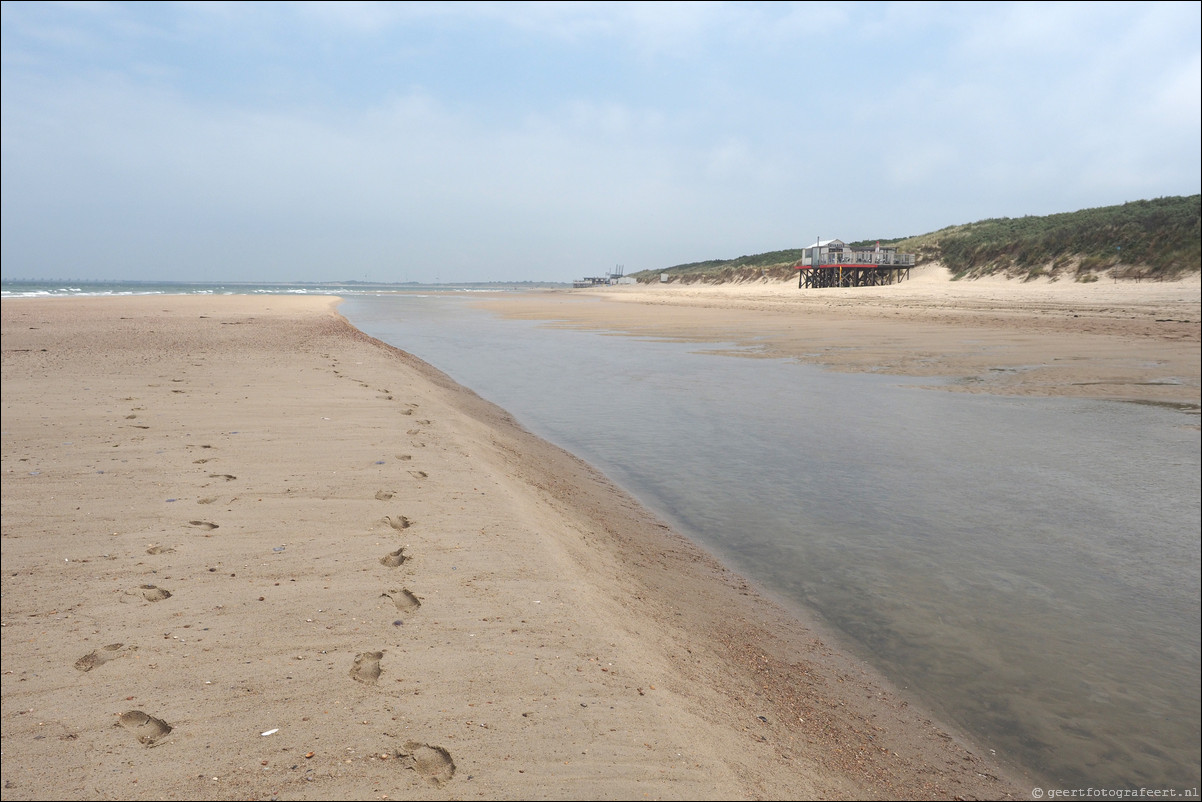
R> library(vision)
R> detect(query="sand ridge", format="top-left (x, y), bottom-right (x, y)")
top-left (2, 295), bottom-right (1026, 799)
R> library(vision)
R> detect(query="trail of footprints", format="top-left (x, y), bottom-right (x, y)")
top-left (70, 391), bottom-right (454, 786)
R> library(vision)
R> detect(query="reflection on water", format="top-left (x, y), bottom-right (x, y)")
top-left (341, 293), bottom-right (1201, 790)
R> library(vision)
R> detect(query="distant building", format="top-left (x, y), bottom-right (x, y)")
top-left (573, 266), bottom-right (635, 288)
top-left (796, 239), bottom-right (915, 288)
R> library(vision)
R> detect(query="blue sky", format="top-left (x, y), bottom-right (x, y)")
top-left (2, 1), bottom-right (1199, 283)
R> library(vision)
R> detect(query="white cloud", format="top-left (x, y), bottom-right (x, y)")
top-left (2, 1), bottom-right (1198, 281)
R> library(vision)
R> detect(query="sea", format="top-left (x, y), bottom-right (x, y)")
top-left (5, 280), bottom-right (1200, 794)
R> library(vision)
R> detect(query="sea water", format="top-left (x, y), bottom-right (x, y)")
top-left (339, 292), bottom-right (1201, 793)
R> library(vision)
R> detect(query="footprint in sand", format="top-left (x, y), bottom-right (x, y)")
top-left (208, 473), bottom-right (236, 481)
top-left (408, 470), bottom-right (428, 480)
top-left (350, 651), bottom-right (383, 685)
top-left (395, 454), bottom-right (413, 461)
top-left (397, 741), bottom-right (455, 786)
top-left (188, 521), bottom-right (218, 530)
top-left (380, 548), bottom-right (408, 568)
top-left (375, 490), bottom-right (395, 501)
top-left (75, 643), bottom-right (137, 672)
top-left (384, 515), bottom-right (411, 531)
top-left (124, 584), bottom-right (172, 603)
top-left (118, 711), bottom-right (172, 746)
top-left (145, 545), bottom-right (175, 555)
top-left (382, 589), bottom-right (421, 611)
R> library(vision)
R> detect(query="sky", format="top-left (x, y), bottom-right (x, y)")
top-left (2, 1), bottom-right (1199, 284)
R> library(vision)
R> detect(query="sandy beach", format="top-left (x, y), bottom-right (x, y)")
top-left (0, 294), bottom-right (1035, 801)
top-left (480, 267), bottom-right (1200, 409)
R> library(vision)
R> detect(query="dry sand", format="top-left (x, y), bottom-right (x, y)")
top-left (0, 294), bottom-right (1031, 801)
top-left (481, 267), bottom-right (1200, 409)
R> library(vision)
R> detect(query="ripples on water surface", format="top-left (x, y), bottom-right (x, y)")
top-left (341, 293), bottom-right (1201, 791)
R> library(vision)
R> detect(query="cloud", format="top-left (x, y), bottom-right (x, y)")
top-left (2, 1), bottom-right (1199, 281)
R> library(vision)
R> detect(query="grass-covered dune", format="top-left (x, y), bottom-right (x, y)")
top-left (631, 195), bottom-right (1200, 284)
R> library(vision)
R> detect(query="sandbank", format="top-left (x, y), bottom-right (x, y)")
top-left (479, 268), bottom-right (1200, 409)
top-left (1, 295), bottom-right (1025, 800)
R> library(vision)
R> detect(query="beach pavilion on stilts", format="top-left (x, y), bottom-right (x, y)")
top-left (795, 238), bottom-right (916, 288)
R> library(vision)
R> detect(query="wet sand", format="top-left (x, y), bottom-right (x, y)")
top-left (479, 268), bottom-right (1200, 409)
top-left (1, 295), bottom-right (1025, 800)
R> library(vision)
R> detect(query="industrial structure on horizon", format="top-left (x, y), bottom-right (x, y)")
top-left (573, 266), bottom-right (636, 288)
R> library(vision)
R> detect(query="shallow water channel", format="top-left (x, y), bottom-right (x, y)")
top-left (341, 292), bottom-right (1201, 792)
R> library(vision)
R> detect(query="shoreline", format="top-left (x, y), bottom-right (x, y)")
top-left (477, 272), bottom-right (1201, 410)
top-left (1, 295), bottom-right (1027, 800)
